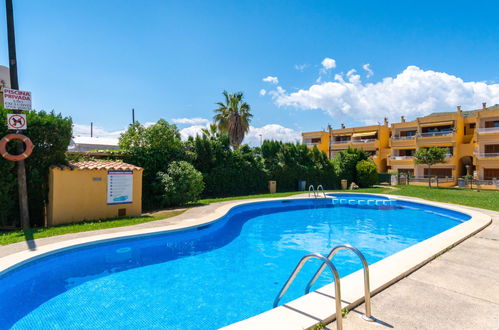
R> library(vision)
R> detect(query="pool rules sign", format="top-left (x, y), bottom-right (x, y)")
top-left (107, 171), bottom-right (133, 205)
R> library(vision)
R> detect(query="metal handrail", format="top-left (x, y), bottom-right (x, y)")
top-left (305, 244), bottom-right (375, 322)
top-left (316, 185), bottom-right (327, 198)
top-left (308, 185), bottom-right (317, 198)
top-left (273, 253), bottom-right (344, 330)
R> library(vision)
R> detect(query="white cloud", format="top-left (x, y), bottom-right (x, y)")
top-left (177, 119), bottom-right (301, 147)
top-left (179, 124), bottom-right (208, 140)
top-left (259, 89), bottom-right (267, 96)
top-left (294, 64), bottom-right (308, 72)
top-left (321, 57), bottom-right (336, 70)
top-left (363, 64), bottom-right (374, 78)
top-left (262, 76), bottom-right (279, 84)
top-left (272, 65), bottom-right (499, 124)
top-left (244, 124), bottom-right (301, 146)
top-left (72, 123), bottom-right (123, 141)
top-left (172, 117), bottom-right (210, 125)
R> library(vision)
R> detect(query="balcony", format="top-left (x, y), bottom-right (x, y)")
top-left (416, 131), bottom-right (455, 146)
top-left (351, 138), bottom-right (376, 143)
top-left (390, 135), bottom-right (417, 148)
top-left (475, 152), bottom-right (499, 159)
top-left (331, 140), bottom-right (350, 144)
top-left (418, 131), bottom-right (454, 137)
top-left (390, 156), bottom-right (414, 160)
top-left (391, 135), bottom-right (416, 140)
top-left (477, 127), bottom-right (499, 134)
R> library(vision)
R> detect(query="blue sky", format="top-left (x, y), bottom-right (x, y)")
top-left (1, 0), bottom-right (499, 144)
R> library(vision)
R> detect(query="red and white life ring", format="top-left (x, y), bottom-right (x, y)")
top-left (0, 134), bottom-right (34, 162)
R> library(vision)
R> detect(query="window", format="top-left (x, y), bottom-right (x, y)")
top-left (484, 145), bottom-right (499, 153)
top-left (484, 169), bottom-right (499, 180)
top-left (485, 121), bottom-right (499, 128)
top-left (311, 138), bottom-right (321, 144)
top-left (424, 168), bottom-right (452, 178)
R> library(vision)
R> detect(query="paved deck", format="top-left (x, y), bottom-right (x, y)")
top-left (327, 206), bottom-right (499, 330)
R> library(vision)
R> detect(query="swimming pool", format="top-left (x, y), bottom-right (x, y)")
top-left (0, 196), bottom-right (475, 329)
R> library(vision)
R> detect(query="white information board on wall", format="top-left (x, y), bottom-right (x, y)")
top-left (107, 171), bottom-right (133, 205)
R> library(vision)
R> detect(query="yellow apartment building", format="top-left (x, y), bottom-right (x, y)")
top-left (303, 103), bottom-right (499, 189)
top-left (301, 130), bottom-right (330, 155)
top-left (302, 119), bottom-right (391, 172)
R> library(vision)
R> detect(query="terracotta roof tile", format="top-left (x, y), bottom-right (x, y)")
top-left (53, 161), bottom-right (142, 171)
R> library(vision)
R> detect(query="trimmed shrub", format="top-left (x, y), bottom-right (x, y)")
top-left (156, 161), bottom-right (204, 206)
top-left (356, 160), bottom-right (378, 188)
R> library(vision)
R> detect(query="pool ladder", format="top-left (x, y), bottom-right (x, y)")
top-left (273, 244), bottom-right (375, 330)
top-left (308, 184), bottom-right (327, 198)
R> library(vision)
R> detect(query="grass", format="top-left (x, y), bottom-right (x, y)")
top-left (0, 209), bottom-right (185, 246)
top-left (380, 185), bottom-right (499, 212)
top-left (1, 184), bottom-right (497, 246)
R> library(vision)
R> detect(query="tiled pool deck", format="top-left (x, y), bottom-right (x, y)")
top-left (0, 194), bottom-right (497, 329)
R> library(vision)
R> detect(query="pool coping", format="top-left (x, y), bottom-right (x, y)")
top-left (0, 193), bottom-right (492, 329)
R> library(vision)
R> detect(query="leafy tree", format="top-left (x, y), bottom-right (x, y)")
top-left (414, 147), bottom-right (447, 188)
top-left (213, 91), bottom-right (252, 149)
top-left (119, 119), bottom-right (188, 210)
top-left (333, 148), bottom-right (369, 185)
top-left (356, 160), bottom-right (378, 187)
top-left (118, 122), bottom-right (146, 149)
top-left (156, 161), bottom-right (204, 206)
top-left (0, 107), bottom-right (72, 227)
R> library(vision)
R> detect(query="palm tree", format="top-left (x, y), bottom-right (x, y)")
top-left (201, 123), bottom-right (219, 138)
top-left (213, 91), bottom-right (252, 149)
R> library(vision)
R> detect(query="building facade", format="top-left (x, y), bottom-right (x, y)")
top-left (302, 103), bottom-right (499, 188)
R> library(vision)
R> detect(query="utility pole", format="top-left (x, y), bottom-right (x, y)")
top-left (132, 108), bottom-right (135, 125)
top-left (6, 0), bottom-right (30, 229)
top-left (90, 122), bottom-right (93, 137)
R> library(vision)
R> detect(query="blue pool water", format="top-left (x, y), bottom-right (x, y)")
top-left (0, 197), bottom-right (470, 329)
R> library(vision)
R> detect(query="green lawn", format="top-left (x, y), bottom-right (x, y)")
top-left (1, 185), bottom-right (497, 246)
top-left (380, 185), bottom-right (499, 212)
top-left (0, 210), bottom-right (185, 246)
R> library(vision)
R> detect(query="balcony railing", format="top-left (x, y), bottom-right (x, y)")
top-left (418, 131), bottom-right (454, 137)
top-left (409, 176), bottom-right (455, 183)
top-left (331, 140), bottom-right (350, 144)
top-left (390, 156), bottom-right (414, 160)
top-left (475, 152), bottom-right (499, 158)
top-left (391, 135), bottom-right (416, 140)
top-left (477, 127), bottom-right (499, 134)
top-left (305, 142), bottom-right (319, 147)
top-left (351, 138), bottom-right (376, 143)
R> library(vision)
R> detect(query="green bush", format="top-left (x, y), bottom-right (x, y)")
top-left (119, 120), bottom-right (189, 210)
top-left (333, 148), bottom-right (369, 185)
top-left (356, 160), bottom-right (378, 188)
top-left (156, 161), bottom-right (204, 206)
top-left (0, 108), bottom-right (72, 227)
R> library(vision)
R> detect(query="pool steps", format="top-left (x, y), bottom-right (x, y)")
top-left (331, 198), bottom-right (396, 206)
top-left (274, 244), bottom-right (375, 330)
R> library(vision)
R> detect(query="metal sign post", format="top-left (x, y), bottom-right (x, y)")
top-left (5, 0), bottom-right (30, 230)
